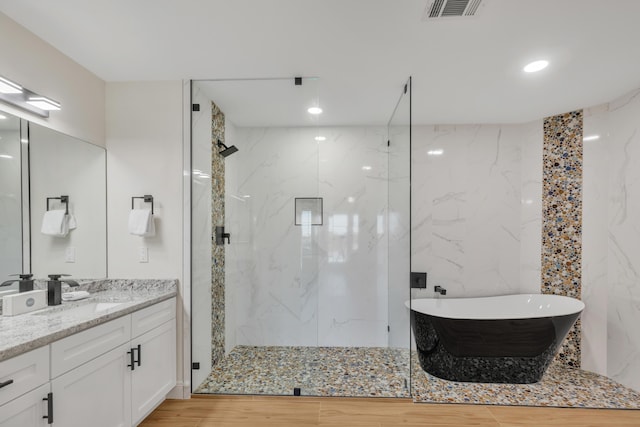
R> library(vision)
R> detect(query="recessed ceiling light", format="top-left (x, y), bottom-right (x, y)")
top-left (583, 135), bottom-right (600, 141)
top-left (314, 136), bottom-right (326, 142)
top-left (523, 60), bottom-right (549, 73)
top-left (0, 114), bottom-right (6, 120)
top-left (27, 96), bottom-right (61, 111)
top-left (0, 154), bottom-right (14, 159)
top-left (0, 77), bottom-right (22, 94)
top-left (362, 166), bottom-right (372, 171)
top-left (427, 149), bottom-right (444, 156)
top-left (307, 107), bottom-right (322, 115)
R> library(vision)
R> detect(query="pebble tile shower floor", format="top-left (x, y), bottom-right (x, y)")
top-left (194, 346), bottom-right (640, 409)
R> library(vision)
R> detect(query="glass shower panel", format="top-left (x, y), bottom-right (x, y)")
top-left (387, 77), bottom-right (412, 393)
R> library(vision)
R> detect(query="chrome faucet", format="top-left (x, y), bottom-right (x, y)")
top-left (47, 274), bottom-right (79, 306)
top-left (434, 285), bottom-right (447, 296)
top-left (0, 274), bottom-right (34, 293)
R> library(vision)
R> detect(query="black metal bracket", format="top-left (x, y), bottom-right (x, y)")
top-left (132, 195), bottom-right (154, 214)
top-left (294, 77), bottom-right (302, 86)
top-left (46, 195), bottom-right (69, 214)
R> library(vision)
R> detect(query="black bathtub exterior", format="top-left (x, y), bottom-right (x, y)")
top-left (410, 310), bottom-right (581, 383)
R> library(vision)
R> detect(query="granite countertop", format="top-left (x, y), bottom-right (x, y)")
top-left (0, 279), bottom-right (177, 362)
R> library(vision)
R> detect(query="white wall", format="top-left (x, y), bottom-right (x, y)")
top-left (0, 12), bottom-right (105, 147)
top-left (105, 80), bottom-right (185, 393)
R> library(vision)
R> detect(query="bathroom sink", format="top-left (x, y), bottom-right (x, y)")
top-left (33, 301), bottom-right (124, 317)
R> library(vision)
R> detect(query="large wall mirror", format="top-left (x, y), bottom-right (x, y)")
top-left (0, 109), bottom-right (107, 288)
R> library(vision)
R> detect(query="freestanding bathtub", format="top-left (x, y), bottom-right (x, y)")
top-left (406, 294), bottom-right (585, 384)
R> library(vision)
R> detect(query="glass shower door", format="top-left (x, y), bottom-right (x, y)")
top-left (387, 77), bottom-right (412, 394)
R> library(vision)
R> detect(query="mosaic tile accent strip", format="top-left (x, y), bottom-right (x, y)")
top-left (542, 110), bottom-right (583, 368)
top-left (211, 102), bottom-right (225, 368)
top-left (194, 346), bottom-right (410, 397)
top-left (411, 353), bottom-right (640, 409)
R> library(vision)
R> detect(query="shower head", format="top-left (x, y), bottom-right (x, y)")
top-left (217, 140), bottom-right (239, 158)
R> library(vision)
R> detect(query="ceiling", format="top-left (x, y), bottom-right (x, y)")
top-left (1, 0), bottom-right (640, 126)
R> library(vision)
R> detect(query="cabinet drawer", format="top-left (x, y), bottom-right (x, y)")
top-left (51, 315), bottom-right (131, 378)
top-left (131, 298), bottom-right (176, 339)
top-left (0, 346), bottom-right (49, 406)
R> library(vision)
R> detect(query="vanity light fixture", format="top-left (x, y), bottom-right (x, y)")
top-left (523, 60), bottom-right (549, 73)
top-left (307, 107), bottom-right (323, 115)
top-left (314, 136), bottom-right (326, 141)
top-left (362, 165), bottom-right (372, 171)
top-left (0, 154), bottom-right (13, 159)
top-left (427, 149), bottom-right (444, 156)
top-left (583, 135), bottom-right (600, 141)
top-left (27, 96), bottom-right (61, 111)
top-left (0, 74), bottom-right (61, 117)
top-left (0, 77), bottom-right (22, 94)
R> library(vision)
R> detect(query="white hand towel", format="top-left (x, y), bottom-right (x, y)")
top-left (41, 210), bottom-right (69, 237)
top-left (128, 208), bottom-right (155, 237)
top-left (61, 291), bottom-right (90, 301)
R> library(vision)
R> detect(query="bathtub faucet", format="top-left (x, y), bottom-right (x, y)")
top-left (434, 286), bottom-right (447, 295)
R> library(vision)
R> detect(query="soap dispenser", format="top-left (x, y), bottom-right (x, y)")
top-left (0, 274), bottom-right (35, 293)
top-left (47, 274), bottom-right (79, 306)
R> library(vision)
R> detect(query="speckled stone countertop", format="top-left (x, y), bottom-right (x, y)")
top-left (0, 279), bottom-right (177, 362)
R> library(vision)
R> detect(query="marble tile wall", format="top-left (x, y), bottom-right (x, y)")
top-left (581, 104), bottom-right (609, 376)
top-left (225, 127), bottom-right (391, 348)
top-left (411, 123), bottom-right (542, 298)
top-left (542, 111), bottom-right (583, 368)
top-left (605, 89), bottom-right (640, 391)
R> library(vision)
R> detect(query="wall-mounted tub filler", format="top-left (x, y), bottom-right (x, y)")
top-left (434, 285), bottom-right (446, 295)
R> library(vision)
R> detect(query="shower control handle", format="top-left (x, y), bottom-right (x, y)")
top-left (216, 226), bottom-right (231, 245)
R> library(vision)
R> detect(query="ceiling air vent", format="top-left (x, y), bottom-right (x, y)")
top-left (423, 0), bottom-right (485, 19)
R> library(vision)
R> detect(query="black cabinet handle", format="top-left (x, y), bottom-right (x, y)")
top-left (0, 379), bottom-right (13, 389)
top-left (127, 348), bottom-right (135, 371)
top-left (136, 344), bottom-right (142, 367)
top-left (42, 392), bottom-right (53, 424)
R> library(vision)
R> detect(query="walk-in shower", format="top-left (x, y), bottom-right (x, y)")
top-left (190, 76), bottom-right (412, 397)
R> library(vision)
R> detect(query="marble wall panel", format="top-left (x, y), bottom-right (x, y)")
top-left (411, 124), bottom-right (536, 298)
top-left (607, 89), bottom-right (640, 391)
top-left (581, 104), bottom-right (609, 376)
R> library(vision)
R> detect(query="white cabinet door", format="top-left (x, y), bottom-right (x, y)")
top-left (131, 320), bottom-right (176, 425)
top-left (52, 343), bottom-right (131, 427)
top-left (0, 384), bottom-right (50, 427)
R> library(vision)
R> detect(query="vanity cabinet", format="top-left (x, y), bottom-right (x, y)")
top-left (52, 343), bottom-right (132, 427)
top-left (0, 384), bottom-right (50, 426)
top-left (0, 297), bottom-right (176, 427)
top-left (0, 346), bottom-right (50, 426)
top-left (130, 300), bottom-right (176, 425)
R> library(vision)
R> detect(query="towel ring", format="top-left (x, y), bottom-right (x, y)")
top-left (131, 195), bottom-right (154, 214)
top-left (46, 195), bottom-right (69, 215)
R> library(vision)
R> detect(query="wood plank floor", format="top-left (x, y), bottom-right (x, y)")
top-left (140, 395), bottom-right (640, 426)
